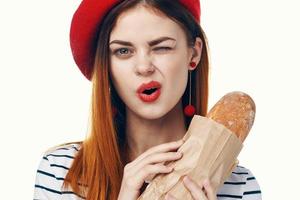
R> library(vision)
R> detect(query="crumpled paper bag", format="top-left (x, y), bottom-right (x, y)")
top-left (138, 115), bottom-right (243, 200)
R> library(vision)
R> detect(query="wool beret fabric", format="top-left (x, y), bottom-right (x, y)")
top-left (70, 0), bottom-right (201, 81)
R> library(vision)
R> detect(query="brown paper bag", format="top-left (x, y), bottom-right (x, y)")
top-left (138, 115), bottom-right (243, 200)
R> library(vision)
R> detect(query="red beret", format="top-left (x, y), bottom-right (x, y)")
top-left (70, 0), bottom-right (201, 81)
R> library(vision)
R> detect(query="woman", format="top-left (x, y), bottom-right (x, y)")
top-left (33, 0), bottom-right (262, 199)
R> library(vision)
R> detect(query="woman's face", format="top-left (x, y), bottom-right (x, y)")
top-left (109, 6), bottom-right (202, 120)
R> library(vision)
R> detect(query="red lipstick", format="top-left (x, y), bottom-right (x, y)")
top-left (137, 81), bottom-right (162, 102)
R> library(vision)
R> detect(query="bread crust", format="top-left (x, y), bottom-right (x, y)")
top-left (206, 91), bottom-right (256, 142)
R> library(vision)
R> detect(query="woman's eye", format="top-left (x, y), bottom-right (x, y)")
top-left (155, 47), bottom-right (172, 51)
top-left (113, 48), bottom-right (131, 56)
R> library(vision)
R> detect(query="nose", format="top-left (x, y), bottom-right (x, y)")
top-left (134, 53), bottom-right (155, 76)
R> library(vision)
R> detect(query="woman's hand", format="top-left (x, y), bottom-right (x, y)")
top-left (117, 139), bottom-right (184, 200)
top-left (165, 176), bottom-right (217, 200)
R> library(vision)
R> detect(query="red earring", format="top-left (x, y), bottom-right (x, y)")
top-left (190, 61), bottom-right (196, 68)
top-left (184, 61), bottom-right (197, 117)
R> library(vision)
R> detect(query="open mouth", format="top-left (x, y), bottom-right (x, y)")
top-left (142, 88), bottom-right (158, 95)
top-left (138, 87), bottom-right (161, 102)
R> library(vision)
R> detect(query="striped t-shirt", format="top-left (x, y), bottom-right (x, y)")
top-left (33, 143), bottom-right (262, 199)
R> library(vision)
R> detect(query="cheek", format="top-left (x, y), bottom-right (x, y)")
top-left (110, 59), bottom-right (129, 84)
top-left (109, 61), bottom-right (133, 99)
top-left (163, 60), bottom-right (188, 97)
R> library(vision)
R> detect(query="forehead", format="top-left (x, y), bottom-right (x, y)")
top-left (110, 6), bottom-right (186, 42)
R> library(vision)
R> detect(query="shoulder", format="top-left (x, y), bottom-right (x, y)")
top-left (216, 165), bottom-right (262, 200)
top-left (33, 142), bottom-right (84, 199)
top-left (43, 142), bottom-right (82, 170)
top-left (43, 142), bottom-right (82, 172)
top-left (44, 142), bottom-right (82, 154)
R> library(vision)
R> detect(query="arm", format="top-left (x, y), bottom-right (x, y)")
top-left (33, 154), bottom-right (63, 199)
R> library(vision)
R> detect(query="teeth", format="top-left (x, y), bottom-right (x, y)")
top-left (144, 87), bottom-right (156, 91)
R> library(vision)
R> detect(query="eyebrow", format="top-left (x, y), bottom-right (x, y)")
top-left (109, 36), bottom-right (176, 47)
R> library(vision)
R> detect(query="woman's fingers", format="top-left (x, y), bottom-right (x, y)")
top-left (165, 193), bottom-right (177, 200)
top-left (120, 140), bottom-right (185, 194)
top-left (142, 164), bottom-right (166, 183)
top-left (203, 179), bottom-right (217, 200)
top-left (124, 163), bottom-right (172, 190)
top-left (126, 140), bottom-right (184, 177)
top-left (183, 176), bottom-right (208, 200)
top-left (165, 177), bottom-right (217, 200)
top-left (119, 140), bottom-right (185, 199)
top-left (135, 163), bottom-right (174, 185)
top-left (135, 151), bottom-right (182, 171)
top-left (126, 151), bottom-right (183, 178)
top-left (131, 139), bottom-right (184, 165)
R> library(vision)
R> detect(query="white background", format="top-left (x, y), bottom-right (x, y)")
top-left (0, 0), bottom-right (299, 199)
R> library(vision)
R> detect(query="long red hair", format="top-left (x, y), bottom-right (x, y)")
top-left (62, 0), bottom-right (210, 199)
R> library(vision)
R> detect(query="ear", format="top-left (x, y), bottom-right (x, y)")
top-left (188, 37), bottom-right (203, 70)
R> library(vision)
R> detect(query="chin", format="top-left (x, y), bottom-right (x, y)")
top-left (137, 106), bottom-right (177, 121)
top-left (127, 98), bottom-right (180, 120)
top-left (137, 111), bottom-right (166, 120)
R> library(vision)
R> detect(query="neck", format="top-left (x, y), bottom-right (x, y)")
top-left (124, 100), bottom-right (187, 163)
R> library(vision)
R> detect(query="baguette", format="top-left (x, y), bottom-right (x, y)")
top-left (138, 91), bottom-right (256, 199)
top-left (206, 91), bottom-right (256, 142)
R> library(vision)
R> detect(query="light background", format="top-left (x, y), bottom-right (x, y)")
top-left (0, 0), bottom-right (299, 199)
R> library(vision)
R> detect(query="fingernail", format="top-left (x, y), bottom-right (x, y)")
top-left (176, 152), bottom-right (182, 156)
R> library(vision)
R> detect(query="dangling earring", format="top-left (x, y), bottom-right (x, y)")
top-left (184, 61), bottom-right (197, 117)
